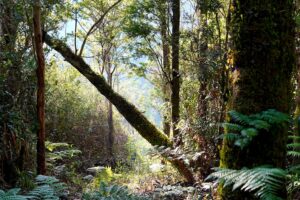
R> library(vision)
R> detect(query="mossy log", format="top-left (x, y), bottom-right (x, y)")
top-left (43, 32), bottom-right (195, 183)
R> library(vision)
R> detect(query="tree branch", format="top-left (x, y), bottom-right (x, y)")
top-left (78, 0), bottom-right (122, 56)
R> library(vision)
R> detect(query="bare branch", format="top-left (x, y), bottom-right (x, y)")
top-left (78, 0), bottom-right (122, 56)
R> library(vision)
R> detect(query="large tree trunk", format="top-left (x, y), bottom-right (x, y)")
top-left (219, 0), bottom-right (295, 199)
top-left (33, 0), bottom-right (46, 175)
top-left (171, 0), bottom-right (180, 137)
top-left (43, 32), bottom-right (195, 183)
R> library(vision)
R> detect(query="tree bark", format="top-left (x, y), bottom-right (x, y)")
top-left (159, 0), bottom-right (171, 136)
top-left (33, 0), bottom-right (46, 175)
top-left (106, 56), bottom-right (115, 167)
top-left (219, 0), bottom-right (295, 199)
top-left (171, 0), bottom-right (180, 137)
top-left (43, 32), bottom-right (195, 183)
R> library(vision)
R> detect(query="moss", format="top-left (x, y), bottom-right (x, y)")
top-left (219, 0), bottom-right (295, 199)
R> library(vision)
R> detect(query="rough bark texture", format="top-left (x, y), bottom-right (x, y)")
top-left (159, 0), bottom-right (171, 136)
top-left (43, 32), bottom-right (196, 183)
top-left (171, 0), bottom-right (180, 136)
top-left (219, 0), bottom-right (295, 199)
top-left (33, 0), bottom-right (46, 175)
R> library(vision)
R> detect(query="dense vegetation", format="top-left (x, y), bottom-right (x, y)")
top-left (1, 0), bottom-right (300, 199)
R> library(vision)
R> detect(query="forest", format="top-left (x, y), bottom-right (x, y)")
top-left (0, 0), bottom-right (299, 199)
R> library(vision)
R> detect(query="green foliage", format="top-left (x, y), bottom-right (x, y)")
top-left (0, 176), bottom-right (66, 200)
top-left (221, 109), bottom-right (290, 149)
top-left (207, 166), bottom-right (286, 200)
top-left (0, 188), bottom-right (28, 200)
top-left (26, 175), bottom-right (66, 200)
top-left (83, 181), bottom-right (149, 200)
top-left (16, 172), bottom-right (35, 192)
top-left (286, 136), bottom-right (300, 196)
top-left (46, 141), bottom-right (81, 163)
top-left (198, 0), bottom-right (222, 13)
top-left (210, 111), bottom-right (300, 199)
top-left (94, 167), bottom-right (114, 186)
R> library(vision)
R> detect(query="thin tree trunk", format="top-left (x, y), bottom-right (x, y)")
top-left (159, 0), bottom-right (171, 136)
top-left (33, 0), bottom-right (46, 175)
top-left (107, 56), bottom-right (115, 167)
top-left (171, 0), bottom-right (180, 137)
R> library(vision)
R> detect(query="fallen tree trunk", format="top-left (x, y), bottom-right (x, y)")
top-left (43, 32), bottom-right (195, 183)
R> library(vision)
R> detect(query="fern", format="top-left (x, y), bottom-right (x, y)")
top-left (207, 166), bottom-right (286, 200)
top-left (228, 110), bottom-right (252, 126)
top-left (27, 185), bottom-right (58, 200)
top-left (83, 181), bottom-right (149, 200)
top-left (0, 176), bottom-right (66, 200)
top-left (221, 110), bottom-right (290, 149)
top-left (222, 123), bottom-right (244, 132)
top-left (34, 175), bottom-right (66, 197)
top-left (0, 188), bottom-right (28, 200)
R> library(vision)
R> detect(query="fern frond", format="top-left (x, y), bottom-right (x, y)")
top-left (287, 151), bottom-right (300, 157)
top-left (288, 135), bottom-right (300, 140)
top-left (287, 164), bottom-right (300, 174)
top-left (27, 185), bottom-right (58, 200)
top-left (83, 181), bottom-right (149, 200)
top-left (241, 128), bottom-right (258, 138)
top-left (222, 123), bottom-right (244, 132)
top-left (218, 133), bottom-right (240, 141)
top-left (0, 188), bottom-right (28, 200)
top-left (248, 120), bottom-right (271, 130)
top-left (287, 143), bottom-right (300, 149)
top-left (228, 111), bottom-right (252, 126)
top-left (207, 167), bottom-right (286, 200)
top-left (256, 109), bottom-right (290, 125)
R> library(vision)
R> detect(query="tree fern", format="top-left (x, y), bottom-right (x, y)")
top-left (207, 167), bottom-right (286, 200)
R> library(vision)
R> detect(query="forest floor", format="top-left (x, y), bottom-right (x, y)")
top-left (63, 165), bottom-right (217, 200)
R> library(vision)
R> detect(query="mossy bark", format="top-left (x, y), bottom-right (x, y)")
top-left (219, 0), bottom-right (295, 199)
top-left (43, 32), bottom-right (195, 183)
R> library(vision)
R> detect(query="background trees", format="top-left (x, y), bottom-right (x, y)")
top-left (0, 0), bottom-right (299, 199)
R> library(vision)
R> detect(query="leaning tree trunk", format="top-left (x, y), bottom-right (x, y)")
top-left (33, 0), bottom-right (46, 175)
top-left (219, 0), bottom-right (295, 199)
top-left (43, 32), bottom-right (195, 183)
